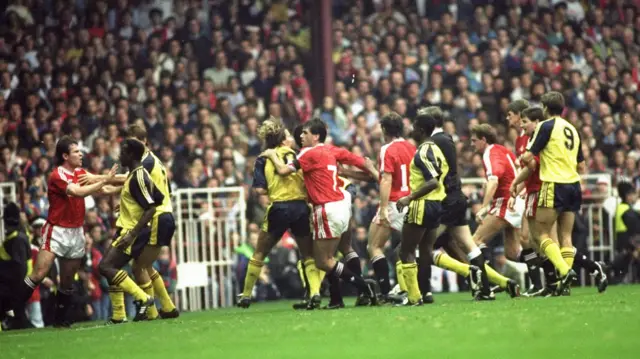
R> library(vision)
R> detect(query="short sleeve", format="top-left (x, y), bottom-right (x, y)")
top-left (141, 152), bottom-right (155, 172)
top-left (129, 170), bottom-right (164, 210)
top-left (527, 120), bottom-right (554, 155)
top-left (49, 170), bottom-right (70, 195)
top-left (414, 145), bottom-right (441, 181)
top-left (252, 157), bottom-right (267, 189)
top-left (380, 146), bottom-right (395, 174)
top-left (482, 149), bottom-right (501, 180)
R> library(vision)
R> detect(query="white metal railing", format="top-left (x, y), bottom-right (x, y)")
top-left (0, 182), bottom-right (18, 244)
top-left (461, 174), bottom-right (615, 286)
top-left (171, 187), bottom-right (246, 312)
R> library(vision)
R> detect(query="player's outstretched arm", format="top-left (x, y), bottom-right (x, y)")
top-left (98, 185), bottom-right (123, 195)
top-left (262, 149), bottom-right (295, 176)
top-left (338, 167), bottom-right (375, 182)
top-left (68, 165), bottom-right (117, 197)
top-left (79, 172), bottom-right (127, 185)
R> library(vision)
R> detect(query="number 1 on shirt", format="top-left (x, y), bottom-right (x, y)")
top-left (327, 165), bottom-right (337, 191)
top-left (400, 164), bottom-right (409, 191)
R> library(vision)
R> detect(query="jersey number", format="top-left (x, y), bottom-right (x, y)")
top-left (400, 164), bottom-right (409, 191)
top-left (563, 127), bottom-right (574, 150)
top-left (327, 165), bottom-right (338, 191)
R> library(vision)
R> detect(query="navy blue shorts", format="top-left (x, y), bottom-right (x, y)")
top-left (261, 200), bottom-right (311, 239)
top-left (538, 182), bottom-right (581, 213)
top-left (440, 191), bottom-right (469, 227)
top-left (150, 212), bottom-right (176, 247)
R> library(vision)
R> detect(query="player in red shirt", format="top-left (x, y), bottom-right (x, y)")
top-left (470, 125), bottom-right (524, 293)
top-left (263, 119), bottom-right (378, 308)
top-left (19, 136), bottom-right (116, 327)
top-left (506, 99), bottom-right (546, 294)
top-left (510, 107), bottom-right (608, 295)
top-left (366, 112), bottom-right (415, 300)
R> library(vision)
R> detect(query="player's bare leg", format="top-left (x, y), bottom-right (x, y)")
top-left (368, 221), bottom-right (393, 300)
top-left (20, 250), bottom-right (56, 302)
top-left (313, 238), bottom-right (375, 309)
top-left (535, 207), bottom-right (576, 294)
top-left (99, 247), bottom-right (154, 322)
top-left (472, 216), bottom-right (521, 297)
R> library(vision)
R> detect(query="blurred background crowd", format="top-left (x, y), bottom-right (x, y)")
top-left (1, 0), bottom-right (640, 325)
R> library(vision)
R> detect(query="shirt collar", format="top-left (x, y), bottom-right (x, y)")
top-left (432, 127), bottom-right (444, 135)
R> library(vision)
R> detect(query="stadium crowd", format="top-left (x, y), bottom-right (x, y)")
top-left (2, 0), bottom-right (640, 325)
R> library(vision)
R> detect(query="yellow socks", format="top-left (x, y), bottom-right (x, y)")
top-left (401, 263), bottom-right (421, 303)
top-left (396, 260), bottom-right (407, 291)
top-left (140, 281), bottom-right (158, 319)
top-left (484, 263), bottom-right (509, 288)
top-left (150, 270), bottom-right (176, 312)
top-left (540, 238), bottom-right (570, 276)
top-left (561, 247), bottom-right (575, 268)
top-left (113, 270), bottom-right (148, 302)
top-left (108, 286), bottom-right (126, 321)
top-left (242, 258), bottom-right (264, 298)
top-left (297, 260), bottom-right (307, 289)
top-left (317, 269), bottom-right (326, 285)
top-left (434, 252), bottom-right (470, 277)
top-left (303, 259), bottom-right (321, 296)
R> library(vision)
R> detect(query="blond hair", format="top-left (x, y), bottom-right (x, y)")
top-left (258, 118), bottom-right (286, 149)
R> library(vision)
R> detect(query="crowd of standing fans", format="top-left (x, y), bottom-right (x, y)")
top-left (2, 0), bottom-right (640, 323)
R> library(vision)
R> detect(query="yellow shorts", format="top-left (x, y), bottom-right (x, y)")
top-left (404, 200), bottom-right (443, 230)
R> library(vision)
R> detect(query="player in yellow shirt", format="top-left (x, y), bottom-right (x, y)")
top-left (393, 112), bottom-right (449, 306)
top-left (82, 125), bottom-right (179, 322)
top-left (513, 91), bottom-right (581, 294)
top-left (97, 139), bottom-right (160, 322)
top-left (238, 119), bottom-right (315, 308)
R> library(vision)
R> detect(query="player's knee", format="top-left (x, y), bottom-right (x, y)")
top-left (98, 260), bottom-right (114, 280)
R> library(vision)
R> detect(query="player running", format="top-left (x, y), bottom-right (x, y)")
top-left (510, 95), bottom-right (607, 293)
top-left (81, 125), bottom-right (180, 321)
top-left (238, 120), bottom-right (317, 309)
top-left (367, 112), bottom-right (416, 302)
top-left (19, 136), bottom-right (117, 327)
top-left (98, 139), bottom-right (163, 322)
top-left (469, 124), bottom-right (524, 297)
top-left (263, 119), bottom-right (378, 308)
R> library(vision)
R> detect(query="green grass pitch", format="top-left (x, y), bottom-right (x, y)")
top-left (3, 286), bottom-right (639, 359)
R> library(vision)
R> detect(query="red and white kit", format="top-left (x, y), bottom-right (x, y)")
top-left (372, 139), bottom-right (415, 232)
top-left (41, 166), bottom-right (87, 259)
top-left (482, 144), bottom-right (524, 228)
top-left (290, 144), bottom-right (366, 240)
top-left (515, 131), bottom-right (542, 218)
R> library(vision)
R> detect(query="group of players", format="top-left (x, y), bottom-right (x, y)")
top-left (4, 125), bottom-right (180, 328)
top-left (241, 90), bottom-right (608, 309)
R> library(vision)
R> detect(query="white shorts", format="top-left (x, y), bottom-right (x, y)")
top-left (373, 202), bottom-right (405, 232)
top-left (488, 197), bottom-right (524, 229)
top-left (525, 192), bottom-right (539, 218)
top-left (41, 222), bottom-right (85, 259)
top-left (311, 193), bottom-right (351, 240)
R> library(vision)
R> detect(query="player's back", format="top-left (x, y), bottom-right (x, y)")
top-left (379, 139), bottom-right (415, 201)
top-left (264, 146), bottom-right (306, 202)
top-left (482, 144), bottom-right (517, 198)
top-left (409, 140), bottom-right (448, 201)
top-left (431, 131), bottom-right (462, 194)
top-left (527, 116), bottom-right (582, 184)
top-left (141, 150), bottom-right (173, 214)
top-left (297, 145), bottom-right (344, 205)
top-left (47, 167), bottom-right (86, 228)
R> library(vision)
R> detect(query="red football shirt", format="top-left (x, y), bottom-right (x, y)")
top-left (378, 139), bottom-right (415, 202)
top-left (482, 144), bottom-right (518, 199)
top-left (47, 166), bottom-right (87, 228)
top-left (291, 144), bottom-right (366, 205)
top-left (515, 132), bottom-right (541, 193)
